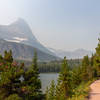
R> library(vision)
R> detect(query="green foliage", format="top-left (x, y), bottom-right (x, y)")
top-left (22, 50), bottom-right (43, 100)
top-left (56, 57), bottom-right (70, 99)
top-left (0, 50), bottom-right (43, 100)
top-left (94, 38), bottom-right (100, 76)
top-left (82, 55), bottom-right (89, 67)
top-left (0, 51), bottom-right (24, 100)
top-left (16, 59), bottom-right (81, 73)
top-left (4, 50), bottom-right (13, 63)
top-left (46, 54), bottom-right (95, 100)
top-left (69, 79), bottom-right (96, 100)
top-left (81, 55), bottom-right (93, 82)
top-left (5, 94), bottom-right (23, 100)
top-left (71, 66), bottom-right (82, 89)
top-left (45, 80), bottom-right (56, 100)
top-left (45, 57), bottom-right (71, 100)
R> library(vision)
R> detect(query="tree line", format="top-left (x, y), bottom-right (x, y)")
top-left (17, 59), bottom-right (81, 73)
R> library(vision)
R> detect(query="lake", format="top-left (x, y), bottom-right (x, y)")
top-left (40, 73), bottom-right (59, 93)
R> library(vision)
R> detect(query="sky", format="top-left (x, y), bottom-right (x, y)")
top-left (0, 0), bottom-right (100, 51)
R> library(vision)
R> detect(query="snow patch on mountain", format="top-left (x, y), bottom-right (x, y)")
top-left (5, 39), bottom-right (21, 43)
top-left (5, 37), bottom-right (28, 43)
top-left (13, 37), bottom-right (28, 41)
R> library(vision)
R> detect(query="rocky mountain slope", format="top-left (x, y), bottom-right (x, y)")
top-left (0, 39), bottom-right (59, 61)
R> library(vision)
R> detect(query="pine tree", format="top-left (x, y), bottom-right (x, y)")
top-left (90, 53), bottom-right (95, 66)
top-left (94, 38), bottom-right (100, 76)
top-left (56, 57), bottom-right (70, 100)
top-left (23, 50), bottom-right (43, 100)
top-left (90, 54), bottom-right (97, 77)
top-left (81, 55), bottom-right (90, 81)
top-left (82, 55), bottom-right (90, 67)
top-left (45, 80), bottom-right (55, 100)
top-left (0, 51), bottom-right (24, 100)
top-left (81, 55), bottom-right (93, 81)
top-left (45, 87), bottom-right (49, 100)
top-left (71, 66), bottom-right (82, 88)
top-left (32, 50), bottom-right (39, 75)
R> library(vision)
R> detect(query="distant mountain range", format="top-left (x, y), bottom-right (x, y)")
top-left (48, 48), bottom-right (93, 59)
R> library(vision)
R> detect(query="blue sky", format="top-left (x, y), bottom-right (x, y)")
top-left (0, 0), bottom-right (100, 51)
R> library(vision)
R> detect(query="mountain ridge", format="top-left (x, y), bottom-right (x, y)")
top-left (48, 47), bottom-right (93, 59)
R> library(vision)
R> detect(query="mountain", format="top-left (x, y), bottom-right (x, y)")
top-left (48, 48), bottom-right (93, 59)
top-left (0, 18), bottom-right (92, 60)
top-left (0, 18), bottom-right (54, 56)
top-left (0, 39), bottom-right (59, 61)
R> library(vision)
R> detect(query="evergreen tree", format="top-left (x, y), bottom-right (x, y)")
top-left (81, 55), bottom-right (90, 81)
top-left (23, 50), bottom-right (43, 100)
top-left (56, 57), bottom-right (70, 99)
top-left (71, 66), bottom-right (82, 88)
top-left (82, 55), bottom-right (90, 67)
top-left (45, 87), bottom-right (49, 100)
top-left (33, 50), bottom-right (39, 75)
top-left (90, 54), bottom-right (97, 77)
top-left (90, 53), bottom-right (95, 66)
top-left (0, 51), bottom-right (24, 100)
top-left (81, 55), bottom-right (93, 81)
top-left (45, 80), bottom-right (55, 100)
top-left (94, 38), bottom-right (100, 76)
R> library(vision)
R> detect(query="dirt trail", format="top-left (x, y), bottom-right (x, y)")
top-left (89, 80), bottom-right (100, 100)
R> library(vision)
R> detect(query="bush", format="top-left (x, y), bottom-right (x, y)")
top-left (68, 79), bottom-right (96, 100)
top-left (5, 94), bottom-right (22, 100)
